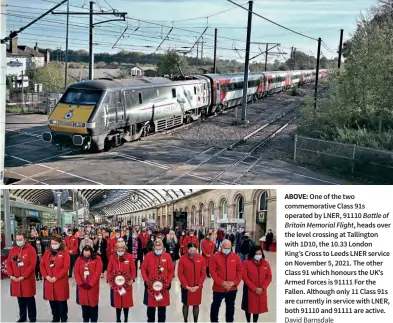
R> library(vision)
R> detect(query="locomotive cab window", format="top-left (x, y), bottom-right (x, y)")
top-left (139, 93), bottom-right (143, 104)
top-left (60, 89), bottom-right (103, 105)
top-left (172, 88), bottom-right (176, 98)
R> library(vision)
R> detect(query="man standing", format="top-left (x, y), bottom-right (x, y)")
top-left (265, 229), bottom-right (274, 251)
top-left (235, 227), bottom-right (245, 254)
top-left (210, 239), bottom-right (243, 323)
top-left (138, 227), bottom-right (150, 263)
top-left (65, 228), bottom-right (79, 278)
top-left (6, 233), bottom-right (37, 323)
top-left (183, 229), bottom-right (199, 249)
top-left (239, 233), bottom-right (254, 262)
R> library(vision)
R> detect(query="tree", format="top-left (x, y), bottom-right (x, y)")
top-left (157, 50), bottom-right (189, 76)
top-left (31, 62), bottom-right (65, 92)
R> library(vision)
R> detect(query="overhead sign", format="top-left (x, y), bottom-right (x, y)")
top-left (217, 218), bottom-right (245, 224)
top-left (256, 211), bottom-right (267, 224)
top-left (7, 61), bottom-right (23, 67)
top-left (25, 210), bottom-right (39, 218)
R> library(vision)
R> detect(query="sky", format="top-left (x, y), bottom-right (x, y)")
top-left (3, 0), bottom-right (378, 63)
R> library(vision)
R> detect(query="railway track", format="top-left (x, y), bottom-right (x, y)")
top-left (147, 106), bottom-right (298, 185)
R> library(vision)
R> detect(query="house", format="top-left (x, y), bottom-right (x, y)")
top-left (120, 63), bottom-right (144, 76)
top-left (143, 68), bottom-right (158, 77)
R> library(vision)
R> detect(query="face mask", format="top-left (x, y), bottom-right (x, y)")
top-left (222, 248), bottom-right (231, 255)
top-left (188, 252), bottom-right (195, 257)
top-left (154, 249), bottom-right (163, 256)
top-left (16, 241), bottom-right (24, 247)
top-left (116, 235), bottom-right (120, 238)
top-left (182, 233), bottom-right (185, 236)
top-left (205, 236), bottom-right (209, 239)
top-left (36, 241), bottom-right (41, 244)
top-left (52, 244), bottom-right (60, 250)
top-left (117, 251), bottom-right (124, 257)
top-left (126, 232), bottom-right (129, 235)
top-left (190, 233), bottom-right (194, 236)
top-left (85, 237), bottom-right (89, 240)
top-left (98, 236), bottom-right (102, 239)
top-left (254, 255), bottom-right (262, 261)
top-left (83, 254), bottom-right (91, 259)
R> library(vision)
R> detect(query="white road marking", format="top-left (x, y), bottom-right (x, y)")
top-left (107, 152), bottom-right (171, 170)
top-left (6, 170), bottom-right (48, 185)
top-left (4, 154), bottom-right (103, 185)
top-left (5, 139), bottom-right (41, 148)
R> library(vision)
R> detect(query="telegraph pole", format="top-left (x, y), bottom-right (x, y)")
top-left (213, 28), bottom-right (218, 73)
top-left (338, 29), bottom-right (344, 68)
top-left (314, 38), bottom-right (321, 110)
top-left (264, 43), bottom-right (268, 71)
top-left (293, 47), bottom-right (296, 70)
top-left (52, 2), bottom-right (127, 80)
top-left (241, 0), bottom-right (253, 124)
top-left (64, 0), bottom-right (69, 89)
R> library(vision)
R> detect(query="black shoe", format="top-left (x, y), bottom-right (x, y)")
top-left (36, 277), bottom-right (39, 281)
top-left (17, 319), bottom-right (26, 322)
top-left (29, 320), bottom-right (36, 322)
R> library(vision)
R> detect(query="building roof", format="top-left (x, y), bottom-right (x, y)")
top-left (7, 45), bottom-right (45, 58)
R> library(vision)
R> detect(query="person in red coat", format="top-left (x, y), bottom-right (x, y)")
top-left (210, 239), bottom-right (243, 323)
top-left (74, 245), bottom-right (103, 322)
top-left (178, 243), bottom-right (206, 322)
top-left (108, 230), bottom-right (122, 260)
top-left (201, 233), bottom-right (215, 278)
top-left (65, 228), bottom-right (79, 278)
top-left (141, 239), bottom-right (174, 322)
top-left (242, 247), bottom-right (272, 322)
top-left (106, 240), bottom-right (136, 323)
top-left (40, 235), bottom-right (70, 322)
top-left (6, 233), bottom-right (37, 322)
top-left (179, 232), bottom-right (187, 255)
top-left (138, 227), bottom-right (150, 263)
top-left (183, 230), bottom-right (199, 252)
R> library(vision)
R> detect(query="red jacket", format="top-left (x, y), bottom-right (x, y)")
top-left (107, 252), bottom-right (136, 309)
top-left (201, 239), bottom-right (215, 267)
top-left (74, 256), bottom-right (103, 307)
top-left (210, 251), bottom-right (243, 292)
top-left (178, 254), bottom-right (206, 306)
top-left (242, 259), bottom-right (272, 314)
top-left (40, 249), bottom-right (70, 301)
top-left (6, 244), bottom-right (37, 298)
top-left (138, 232), bottom-right (150, 249)
top-left (141, 251), bottom-right (174, 307)
top-left (65, 235), bottom-right (79, 255)
top-left (217, 229), bottom-right (225, 240)
top-left (183, 235), bottom-right (199, 250)
top-left (179, 236), bottom-right (187, 254)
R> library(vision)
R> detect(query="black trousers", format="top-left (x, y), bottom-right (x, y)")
top-left (81, 305), bottom-right (98, 322)
top-left (134, 260), bottom-right (138, 277)
top-left (35, 259), bottom-right (42, 279)
top-left (49, 300), bottom-right (68, 322)
top-left (147, 306), bottom-right (166, 322)
top-left (210, 290), bottom-right (237, 323)
top-left (69, 254), bottom-right (78, 277)
top-left (17, 296), bottom-right (37, 322)
top-left (265, 241), bottom-right (271, 251)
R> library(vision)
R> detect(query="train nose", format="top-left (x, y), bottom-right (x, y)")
top-left (42, 132), bottom-right (52, 142)
top-left (72, 135), bottom-right (85, 146)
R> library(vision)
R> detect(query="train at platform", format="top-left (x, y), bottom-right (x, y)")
top-left (42, 69), bottom-right (327, 151)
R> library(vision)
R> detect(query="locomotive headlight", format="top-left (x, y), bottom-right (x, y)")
top-left (49, 120), bottom-right (58, 124)
top-left (73, 122), bottom-right (86, 127)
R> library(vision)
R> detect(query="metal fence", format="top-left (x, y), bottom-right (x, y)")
top-left (294, 135), bottom-right (393, 184)
top-left (6, 90), bottom-right (62, 115)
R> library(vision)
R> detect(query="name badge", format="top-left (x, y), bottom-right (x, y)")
top-left (155, 293), bottom-right (163, 301)
top-left (170, 251), bottom-right (173, 254)
top-left (84, 271), bottom-right (89, 277)
top-left (124, 261), bottom-right (129, 264)
top-left (18, 261), bottom-right (24, 267)
top-left (118, 287), bottom-right (126, 296)
top-left (159, 267), bottom-right (164, 272)
top-left (50, 263), bottom-right (55, 268)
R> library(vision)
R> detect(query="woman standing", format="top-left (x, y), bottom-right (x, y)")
top-left (163, 230), bottom-right (180, 270)
top-left (178, 243), bottom-right (206, 323)
top-left (94, 233), bottom-right (108, 278)
top-left (32, 237), bottom-right (45, 280)
top-left (179, 231), bottom-right (187, 256)
top-left (107, 241), bottom-right (136, 322)
top-left (201, 233), bottom-right (215, 278)
top-left (40, 235), bottom-right (70, 322)
top-left (242, 247), bottom-right (272, 323)
top-left (74, 245), bottom-right (103, 322)
top-left (130, 230), bottom-right (142, 276)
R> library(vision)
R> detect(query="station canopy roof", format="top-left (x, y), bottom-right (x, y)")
top-left (8, 189), bottom-right (197, 217)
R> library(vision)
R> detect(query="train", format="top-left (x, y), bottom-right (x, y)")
top-left (42, 69), bottom-right (327, 151)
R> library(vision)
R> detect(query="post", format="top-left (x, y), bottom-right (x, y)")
top-left (201, 39), bottom-right (204, 65)
top-left (64, 0), bottom-right (69, 89)
top-left (338, 29), bottom-right (344, 69)
top-left (293, 134), bottom-right (298, 162)
top-left (293, 47), bottom-right (296, 70)
top-left (213, 28), bottom-right (218, 73)
top-left (0, 0), bottom-right (6, 184)
top-left (21, 71), bottom-right (24, 109)
top-left (314, 38), bottom-right (321, 110)
top-left (196, 42), bottom-right (199, 63)
top-left (241, 0), bottom-right (253, 123)
top-left (3, 189), bottom-right (12, 247)
top-left (290, 47), bottom-right (293, 70)
top-left (264, 43), bottom-right (268, 71)
top-left (88, 1), bottom-right (94, 80)
top-left (56, 192), bottom-right (62, 230)
top-left (75, 202), bottom-right (79, 227)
